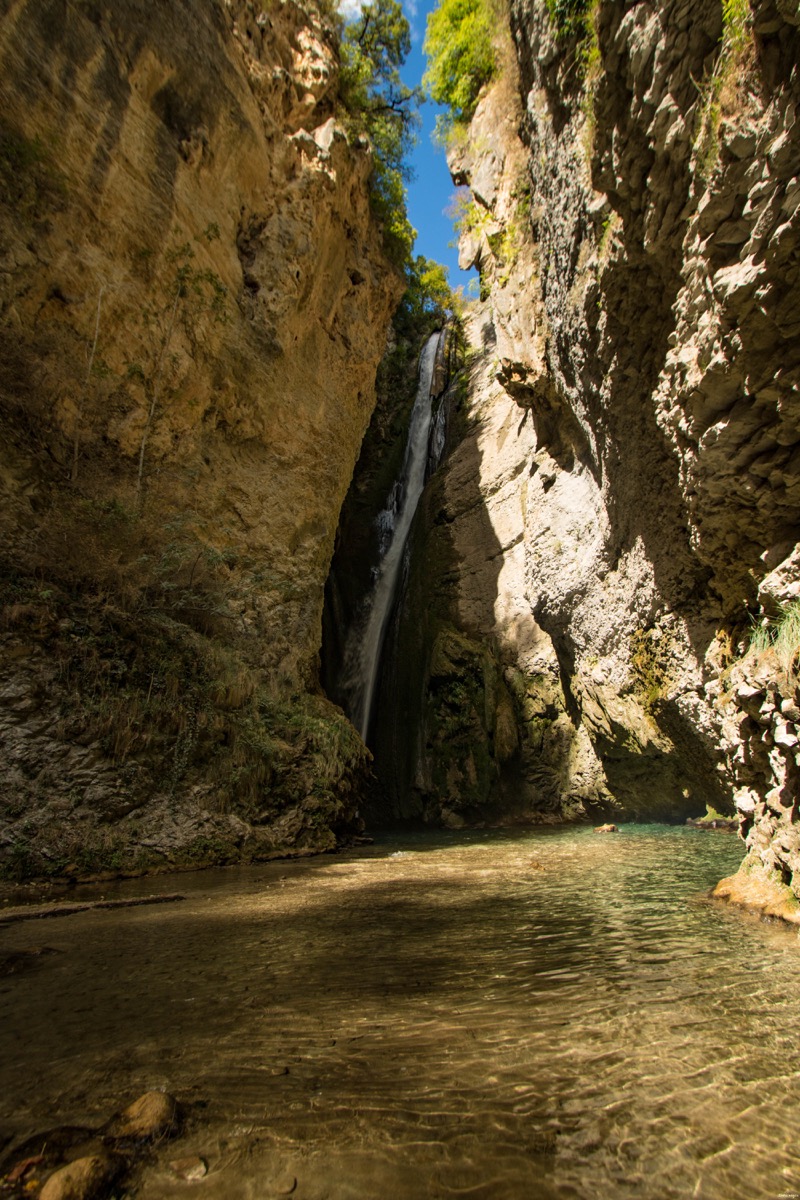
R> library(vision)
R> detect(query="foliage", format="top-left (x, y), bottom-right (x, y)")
top-left (595, 209), bottom-right (622, 262)
top-left (695, 0), bottom-right (753, 180)
top-left (0, 559), bottom-right (369, 880)
top-left (337, 3), bottom-right (456, 289)
top-left (546, 0), bottom-right (592, 39)
top-left (423, 0), bottom-right (497, 125)
top-left (544, 0), bottom-right (602, 113)
top-left (512, 172), bottom-right (532, 225)
top-left (446, 184), bottom-right (526, 287)
top-left (393, 254), bottom-right (455, 336)
top-left (575, 0), bottom-right (602, 135)
top-left (746, 601), bottom-right (800, 683)
top-left (630, 627), bottom-right (668, 713)
top-left (723, 0), bottom-right (751, 55)
top-left (369, 162), bottom-right (416, 264)
top-left (339, 0), bottom-right (420, 264)
top-left (447, 187), bottom-right (491, 245)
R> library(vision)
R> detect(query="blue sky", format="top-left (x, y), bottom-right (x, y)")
top-left (399, 0), bottom-right (473, 285)
top-left (340, 0), bottom-right (476, 288)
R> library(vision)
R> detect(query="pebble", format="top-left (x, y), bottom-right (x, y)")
top-left (169, 1155), bottom-right (208, 1181)
top-left (269, 1171), bottom-right (297, 1196)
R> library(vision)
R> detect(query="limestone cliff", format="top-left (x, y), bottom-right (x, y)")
top-left (0, 0), bottom-right (401, 879)
top-left (408, 0), bottom-right (800, 865)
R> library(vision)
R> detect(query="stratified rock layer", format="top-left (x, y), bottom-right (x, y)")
top-left (0, 0), bottom-right (401, 878)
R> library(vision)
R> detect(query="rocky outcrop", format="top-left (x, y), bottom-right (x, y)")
top-left (435, 0), bottom-right (800, 854)
top-left (0, 0), bottom-right (401, 879)
top-left (712, 649), bottom-right (800, 921)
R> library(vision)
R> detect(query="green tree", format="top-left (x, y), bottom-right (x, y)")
top-left (423, 0), bottom-right (497, 125)
top-left (340, 0), bottom-right (420, 263)
top-left (390, 254), bottom-right (458, 344)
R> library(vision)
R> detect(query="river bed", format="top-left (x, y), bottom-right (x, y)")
top-left (1, 825), bottom-right (799, 1199)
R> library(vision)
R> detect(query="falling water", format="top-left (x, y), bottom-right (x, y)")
top-left (349, 330), bottom-right (442, 741)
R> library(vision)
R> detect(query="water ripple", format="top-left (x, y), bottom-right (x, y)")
top-left (1, 825), bottom-right (799, 1198)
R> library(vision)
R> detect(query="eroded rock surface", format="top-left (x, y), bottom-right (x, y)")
top-left (433, 0), bottom-right (800, 864)
top-left (0, 0), bottom-right (401, 878)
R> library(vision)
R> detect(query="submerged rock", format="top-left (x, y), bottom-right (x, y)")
top-left (39, 1154), bottom-right (118, 1200)
top-left (169, 1155), bottom-right (208, 1181)
top-left (268, 1171), bottom-right (298, 1196)
top-left (105, 1091), bottom-right (180, 1142)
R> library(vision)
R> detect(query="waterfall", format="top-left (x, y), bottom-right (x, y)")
top-left (347, 330), bottom-right (442, 741)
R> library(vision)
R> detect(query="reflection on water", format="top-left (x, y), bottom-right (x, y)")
top-left (1, 826), bottom-right (799, 1199)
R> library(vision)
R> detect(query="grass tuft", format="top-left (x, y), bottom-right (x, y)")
top-left (694, 0), bottom-right (754, 180)
top-left (744, 601), bottom-right (800, 684)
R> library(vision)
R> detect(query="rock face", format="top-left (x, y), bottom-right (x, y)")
top-left (713, 650), bottom-right (800, 920)
top-left (373, 313), bottom-right (607, 827)
top-left (415, 0), bottom-right (800, 866)
top-left (0, 0), bottom-right (401, 878)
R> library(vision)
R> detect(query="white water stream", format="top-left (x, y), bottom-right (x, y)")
top-left (350, 330), bottom-right (442, 740)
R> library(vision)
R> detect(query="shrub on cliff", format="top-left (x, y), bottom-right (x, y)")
top-left (695, 0), bottom-right (754, 179)
top-left (339, 0), bottom-right (420, 263)
top-left (546, 0), bottom-right (592, 39)
top-left (423, 0), bottom-right (497, 125)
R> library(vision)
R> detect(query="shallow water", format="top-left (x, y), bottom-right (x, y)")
top-left (1, 825), bottom-right (799, 1200)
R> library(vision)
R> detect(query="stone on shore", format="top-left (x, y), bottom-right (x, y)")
top-left (713, 868), bottom-right (800, 926)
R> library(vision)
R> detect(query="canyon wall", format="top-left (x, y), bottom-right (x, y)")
top-left (392, 0), bottom-right (800, 895)
top-left (3, 0), bottom-right (798, 908)
top-left (0, 0), bottom-right (401, 879)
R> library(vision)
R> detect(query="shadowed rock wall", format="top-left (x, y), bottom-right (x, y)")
top-left (0, 0), bottom-right (401, 879)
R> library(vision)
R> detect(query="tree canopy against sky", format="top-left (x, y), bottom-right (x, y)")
top-left (422, 0), bottom-right (497, 126)
top-left (340, 0), bottom-right (421, 263)
top-left (339, 0), bottom-right (461, 316)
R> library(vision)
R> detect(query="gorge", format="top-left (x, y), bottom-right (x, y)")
top-left (0, 0), bottom-right (798, 912)
top-left (1, 0), bottom-right (800, 1190)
